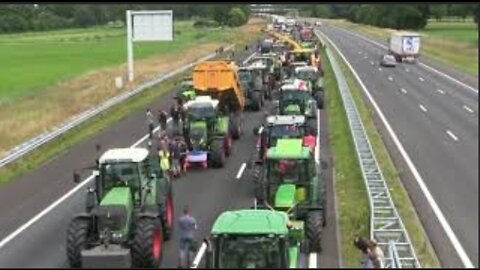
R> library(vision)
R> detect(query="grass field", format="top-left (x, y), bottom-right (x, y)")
top-left (325, 19), bottom-right (478, 76)
top-left (0, 21), bottom-right (236, 103)
top-left (321, 37), bottom-right (440, 267)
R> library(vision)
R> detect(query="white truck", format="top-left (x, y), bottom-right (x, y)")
top-left (388, 32), bottom-right (421, 62)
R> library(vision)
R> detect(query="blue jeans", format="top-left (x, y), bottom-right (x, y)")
top-left (179, 238), bottom-right (194, 268)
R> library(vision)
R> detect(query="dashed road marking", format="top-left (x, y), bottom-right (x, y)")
top-left (419, 104), bottom-right (427, 112)
top-left (388, 76), bottom-right (393, 81)
top-left (419, 77), bottom-right (425, 82)
top-left (378, 67), bottom-right (382, 71)
top-left (236, 163), bottom-right (247, 179)
top-left (437, 89), bottom-right (445, 95)
top-left (463, 105), bottom-right (474, 113)
top-left (405, 68), bottom-right (410, 72)
top-left (401, 88), bottom-right (407, 94)
top-left (370, 60), bottom-right (374, 65)
top-left (446, 130), bottom-right (459, 141)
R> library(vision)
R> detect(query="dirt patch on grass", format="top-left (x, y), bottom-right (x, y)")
top-left (0, 20), bottom-right (264, 156)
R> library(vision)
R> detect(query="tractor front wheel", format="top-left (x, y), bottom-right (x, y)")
top-left (66, 217), bottom-right (92, 268)
top-left (230, 114), bottom-right (242, 140)
top-left (132, 218), bottom-right (164, 268)
top-left (306, 210), bottom-right (324, 253)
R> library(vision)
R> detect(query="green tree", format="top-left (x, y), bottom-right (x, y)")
top-left (227, 7), bottom-right (246, 27)
top-left (430, 4), bottom-right (447, 21)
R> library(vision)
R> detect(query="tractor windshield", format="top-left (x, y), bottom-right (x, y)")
top-left (188, 104), bottom-right (216, 121)
top-left (269, 125), bottom-right (304, 145)
top-left (296, 68), bottom-right (318, 81)
top-left (267, 158), bottom-right (311, 184)
top-left (218, 235), bottom-right (282, 268)
top-left (100, 162), bottom-right (141, 191)
top-left (238, 70), bottom-right (253, 83)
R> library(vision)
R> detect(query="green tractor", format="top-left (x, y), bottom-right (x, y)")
top-left (238, 66), bottom-right (264, 111)
top-left (66, 147), bottom-right (174, 268)
top-left (182, 96), bottom-right (233, 169)
top-left (175, 76), bottom-right (196, 103)
top-left (273, 82), bottom-right (319, 135)
top-left (251, 138), bottom-right (326, 253)
top-left (202, 209), bottom-right (307, 268)
top-left (294, 66), bottom-right (324, 109)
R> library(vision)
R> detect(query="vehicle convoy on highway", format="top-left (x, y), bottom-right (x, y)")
top-left (250, 138), bottom-right (326, 253)
top-left (237, 66), bottom-right (265, 111)
top-left (66, 148), bottom-right (174, 268)
top-left (201, 209), bottom-right (307, 268)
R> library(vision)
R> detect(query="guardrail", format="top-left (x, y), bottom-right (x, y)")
top-left (315, 29), bottom-right (420, 268)
top-left (0, 45), bottom-right (234, 169)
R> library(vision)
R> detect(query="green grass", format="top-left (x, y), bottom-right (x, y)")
top-left (422, 20), bottom-right (478, 46)
top-left (0, 21), bottom-right (236, 103)
top-left (322, 38), bottom-right (440, 267)
top-left (327, 19), bottom-right (478, 76)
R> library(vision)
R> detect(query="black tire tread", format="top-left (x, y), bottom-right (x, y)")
top-left (306, 210), bottom-right (323, 253)
top-left (66, 218), bottom-right (91, 268)
top-left (131, 218), bottom-right (163, 268)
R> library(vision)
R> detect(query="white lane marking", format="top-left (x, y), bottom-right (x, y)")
top-left (236, 163), bottom-right (247, 179)
top-left (378, 67), bottom-right (382, 71)
top-left (358, 51), bottom-right (362, 54)
top-left (318, 30), bottom-right (474, 268)
top-left (331, 25), bottom-right (479, 95)
top-left (437, 89), bottom-right (445, 95)
top-left (315, 109), bottom-right (320, 164)
top-left (242, 51), bottom-right (257, 65)
top-left (419, 104), bottom-right (428, 112)
top-left (364, 55), bottom-right (368, 59)
top-left (309, 253), bottom-right (317, 268)
top-left (419, 77), bottom-right (425, 82)
top-left (401, 88), bottom-right (407, 94)
top-left (405, 68), bottom-right (410, 72)
top-left (462, 105), bottom-right (474, 113)
top-left (388, 76), bottom-right (393, 81)
top-left (370, 60), bottom-right (374, 65)
top-left (191, 242), bottom-right (207, 268)
top-left (446, 130), bottom-right (459, 141)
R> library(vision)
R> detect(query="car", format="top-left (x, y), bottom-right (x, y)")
top-left (380, 54), bottom-right (397, 67)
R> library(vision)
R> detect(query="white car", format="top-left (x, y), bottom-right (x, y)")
top-left (380, 54), bottom-right (397, 67)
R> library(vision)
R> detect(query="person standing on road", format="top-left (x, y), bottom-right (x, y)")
top-left (158, 109), bottom-right (168, 138)
top-left (178, 206), bottom-right (198, 268)
top-left (169, 137), bottom-right (182, 178)
top-left (146, 109), bottom-right (155, 139)
top-left (170, 104), bottom-right (181, 136)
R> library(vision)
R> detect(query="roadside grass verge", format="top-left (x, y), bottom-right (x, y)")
top-left (323, 36), bottom-right (441, 267)
top-left (0, 19), bottom-right (265, 155)
top-left (324, 19), bottom-right (478, 76)
top-left (0, 23), bottom-right (265, 188)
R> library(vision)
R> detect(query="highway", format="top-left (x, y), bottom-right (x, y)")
top-left (0, 42), bottom-right (339, 268)
top-left (319, 24), bottom-right (478, 267)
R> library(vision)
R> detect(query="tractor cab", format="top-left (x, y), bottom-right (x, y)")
top-left (294, 66), bottom-right (324, 94)
top-left (275, 83), bottom-right (317, 119)
top-left (204, 209), bottom-right (305, 268)
top-left (175, 76), bottom-right (196, 103)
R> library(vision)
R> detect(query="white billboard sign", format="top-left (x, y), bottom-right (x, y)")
top-left (132, 11), bottom-right (173, 41)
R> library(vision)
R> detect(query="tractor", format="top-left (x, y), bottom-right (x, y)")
top-left (250, 138), bottom-right (326, 253)
top-left (248, 56), bottom-right (279, 98)
top-left (201, 209), bottom-right (307, 268)
top-left (175, 76), bottom-right (196, 104)
top-left (294, 66), bottom-right (324, 109)
top-left (182, 96), bottom-right (233, 169)
top-left (237, 66), bottom-right (264, 111)
top-left (273, 82), bottom-right (319, 135)
top-left (252, 115), bottom-right (316, 162)
top-left (66, 147), bottom-right (174, 268)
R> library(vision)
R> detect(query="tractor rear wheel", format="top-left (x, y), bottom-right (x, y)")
top-left (210, 139), bottom-right (225, 168)
top-left (230, 114), bottom-right (242, 140)
top-left (66, 217), bottom-right (92, 268)
top-left (306, 210), bottom-right (324, 253)
top-left (162, 193), bottom-right (174, 241)
top-left (132, 218), bottom-right (164, 268)
top-left (251, 91), bottom-right (262, 111)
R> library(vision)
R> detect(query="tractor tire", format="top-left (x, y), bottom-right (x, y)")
top-left (315, 92), bottom-right (324, 110)
top-left (131, 218), bottom-right (164, 268)
top-left (66, 217), bottom-right (92, 268)
top-left (229, 114), bottom-right (242, 140)
top-left (162, 193), bottom-right (174, 241)
top-left (251, 91), bottom-right (262, 111)
top-left (210, 139), bottom-right (225, 168)
top-left (306, 210), bottom-right (324, 253)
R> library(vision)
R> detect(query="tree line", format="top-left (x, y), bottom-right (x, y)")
top-left (297, 4), bottom-right (478, 30)
top-left (0, 4), bottom-right (251, 33)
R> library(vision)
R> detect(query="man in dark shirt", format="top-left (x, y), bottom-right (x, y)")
top-left (178, 206), bottom-right (197, 268)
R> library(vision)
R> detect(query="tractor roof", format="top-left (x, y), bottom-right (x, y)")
top-left (267, 139), bottom-right (311, 160)
top-left (295, 66), bottom-right (317, 73)
top-left (266, 115), bottom-right (305, 126)
top-left (183, 95), bottom-right (219, 110)
top-left (99, 148), bottom-right (149, 164)
top-left (212, 209), bottom-right (289, 235)
top-left (249, 60), bottom-right (267, 69)
top-left (290, 61), bottom-right (307, 67)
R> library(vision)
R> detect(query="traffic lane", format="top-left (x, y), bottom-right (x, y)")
top-left (0, 97), bottom-right (267, 268)
top-left (0, 43), bottom-right (259, 240)
top-left (323, 24), bottom-right (479, 114)
top-left (322, 27), bottom-right (478, 266)
top-left (323, 24), bottom-right (479, 96)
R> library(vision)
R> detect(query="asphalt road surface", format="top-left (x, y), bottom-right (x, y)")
top-left (0, 41), bottom-right (339, 268)
top-left (319, 24), bottom-right (478, 267)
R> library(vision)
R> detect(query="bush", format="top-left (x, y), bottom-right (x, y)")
top-left (227, 7), bottom-right (247, 27)
top-left (193, 18), bottom-right (219, 28)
